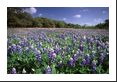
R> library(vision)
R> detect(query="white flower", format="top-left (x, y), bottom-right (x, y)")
top-left (70, 58), bottom-right (73, 61)
top-left (74, 54), bottom-right (77, 56)
top-left (22, 68), bottom-right (26, 74)
top-left (32, 68), bottom-right (35, 72)
top-left (59, 61), bottom-right (62, 63)
top-left (84, 35), bottom-right (86, 39)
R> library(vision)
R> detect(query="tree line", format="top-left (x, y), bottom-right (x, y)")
top-left (7, 7), bottom-right (109, 29)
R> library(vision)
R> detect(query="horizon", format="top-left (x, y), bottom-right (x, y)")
top-left (22, 7), bottom-right (109, 26)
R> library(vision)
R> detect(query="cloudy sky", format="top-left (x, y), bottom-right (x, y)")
top-left (23, 7), bottom-right (109, 26)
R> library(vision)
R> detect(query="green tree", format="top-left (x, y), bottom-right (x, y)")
top-left (7, 7), bottom-right (33, 27)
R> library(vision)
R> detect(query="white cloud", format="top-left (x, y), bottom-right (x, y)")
top-left (94, 18), bottom-right (102, 22)
top-left (82, 9), bottom-right (89, 12)
top-left (74, 14), bottom-right (81, 18)
top-left (38, 13), bottom-right (42, 17)
top-left (62, 18), bottom-right (67, 21)
top-left (23, 7), bottom-right (37, 14)
top-left (102, 11), bottom-right (106, 14)
top-left (80, 9), bottom-right (89, 12)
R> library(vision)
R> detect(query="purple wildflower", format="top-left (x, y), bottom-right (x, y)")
top-left (79, 44), bottom-right (83, 52)
top-left (11, 67), bottom-right (16, 74)
top-left (45, 66), bottom-right (52, 74)
top-left (92, 60), bottom-right (97, 73)
top-left (58, 61), bottom-right (63, 67)
top-left (91, 51), bottom-right (95, 59)
top-left (16, 45), bottom-right (22, 54)
top-left (81, 59), bottom-right (86, 66)
top-left (11, 44), bottom-right (17, 52)
top-left (68, 58), bottom-right (75, 67)
top-left (72, 54), bottom-right (78, 61)
top-left (25, 47), bottom-right (30, 54)
top-left (85, 54), bottom-right (90, 65)
top-left (99, 53), bottom-right (105, 64)
top-left (48, 49), bottom-right (56, 61)
top-left (34, 50), bottom-right (41, 63)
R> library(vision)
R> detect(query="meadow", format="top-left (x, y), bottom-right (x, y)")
top-left (7, 28), bottom-right (109, 74)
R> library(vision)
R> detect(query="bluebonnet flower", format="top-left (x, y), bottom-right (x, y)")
top-left (16, 45), bottom-right (22, 54)
top-left (79, 44), bottom-right (83, 52)
top-left (30, 44), bottom-right (34, 49)
top-left (66, 47), bottom-right (71, 53)
top-left (91, 60), bottom-right (97, 73)
top-left (81, 59), bottom-right (86, 66)
top-left (58, 61), bottom-right (63, 67)
top-left (54, 47), bottom-right (60, 54)
top-left (68, 58), bottom-right (75, 67)
top-left (25, 47), bottom-right (30, 54)
top-left (60, 34), bottom-right (65, 39)
top-left (101, 43), bottom-right (106, 49)
top-left (7, 46), bottom-right (12, 55)
top-left (48, 49), bottom-right (56, 61)
top-left (37, 42), bottom-right (42, 48)
top-left (72, 54), bottom-right (78, 61)
top-left (11, 44), bottom-right (17, 52)
top-left (8, 44), bottom-right (17, 55)
top-left (34, 49), bottom-right (41, 63)
top-left (83, 35), bottom-right (87, 42)
top-left (51, 52), bottom-right (56, 62)
top-left (19, 41), bottom-right (24, 47)
top-left (76, 49), bottom-right (81, 56)
top-left (96, 40), bottom-right (100, 47)
top-left (45, 65), bottom-right (52, 74)
top-left (48, 38), bottom-right (53, 43)
top-left (87, 37), bottom-right (90, 43)
top-left (91, 51), bottom-right (95, 59)
top-left (43, 48), bottom-right (47, 52)
top-left (19, 40), bottom-right (29, 47)
top-left (61, 51), bottom-right (65, 59)
top-left (73, 35), bottom-right (77, 40)
top-left (85, 54), bottom-right (90, 65)
top-left (99, 53), bottom-right (105, 64)
top-left (90, 37), bottom-right (94, 44)
top-left (36, 53), bottom-right (41, 63)
top-left (11, 67), bottom-right (16, 74)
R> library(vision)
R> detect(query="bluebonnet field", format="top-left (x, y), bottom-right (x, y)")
top-left (7, 28), bottom-right (109, 74)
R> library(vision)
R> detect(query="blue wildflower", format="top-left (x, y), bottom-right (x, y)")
top-left (45, 66), bottom-right (52, 74)
top-left (85, 54), bottom-right (90, 65)
top-left (81, 59), bottom-right (86, 66)
top-left (68, 58), bottom-right (75, 67)
top-left (79, 44), bottom-right (83, 52)
top-left (34, 50), bottom-right (41, 63)
top-left (25, 47), bottom-right (30, 54)
top-left (48, 49), bottom-right (56, 62)
top-left (58, 61), bottom-right (63, 67)
top-left (99, 53), bottom-right (105, 64)
top-left (91, 51), bottom-right (95, 59)
top-left (11, 44), bottom-right (17, 52)
top-left (92, 60), bottom-right (97, 73)
top-left (11, 67), bottom-right (16, 74)
top-left (72, 54), bottom-right (78, 61)
top-left (16, 45), bottom-right (22, 54)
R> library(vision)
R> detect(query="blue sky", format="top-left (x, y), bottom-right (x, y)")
top-left (23, 7), bottom-right (109, 26)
